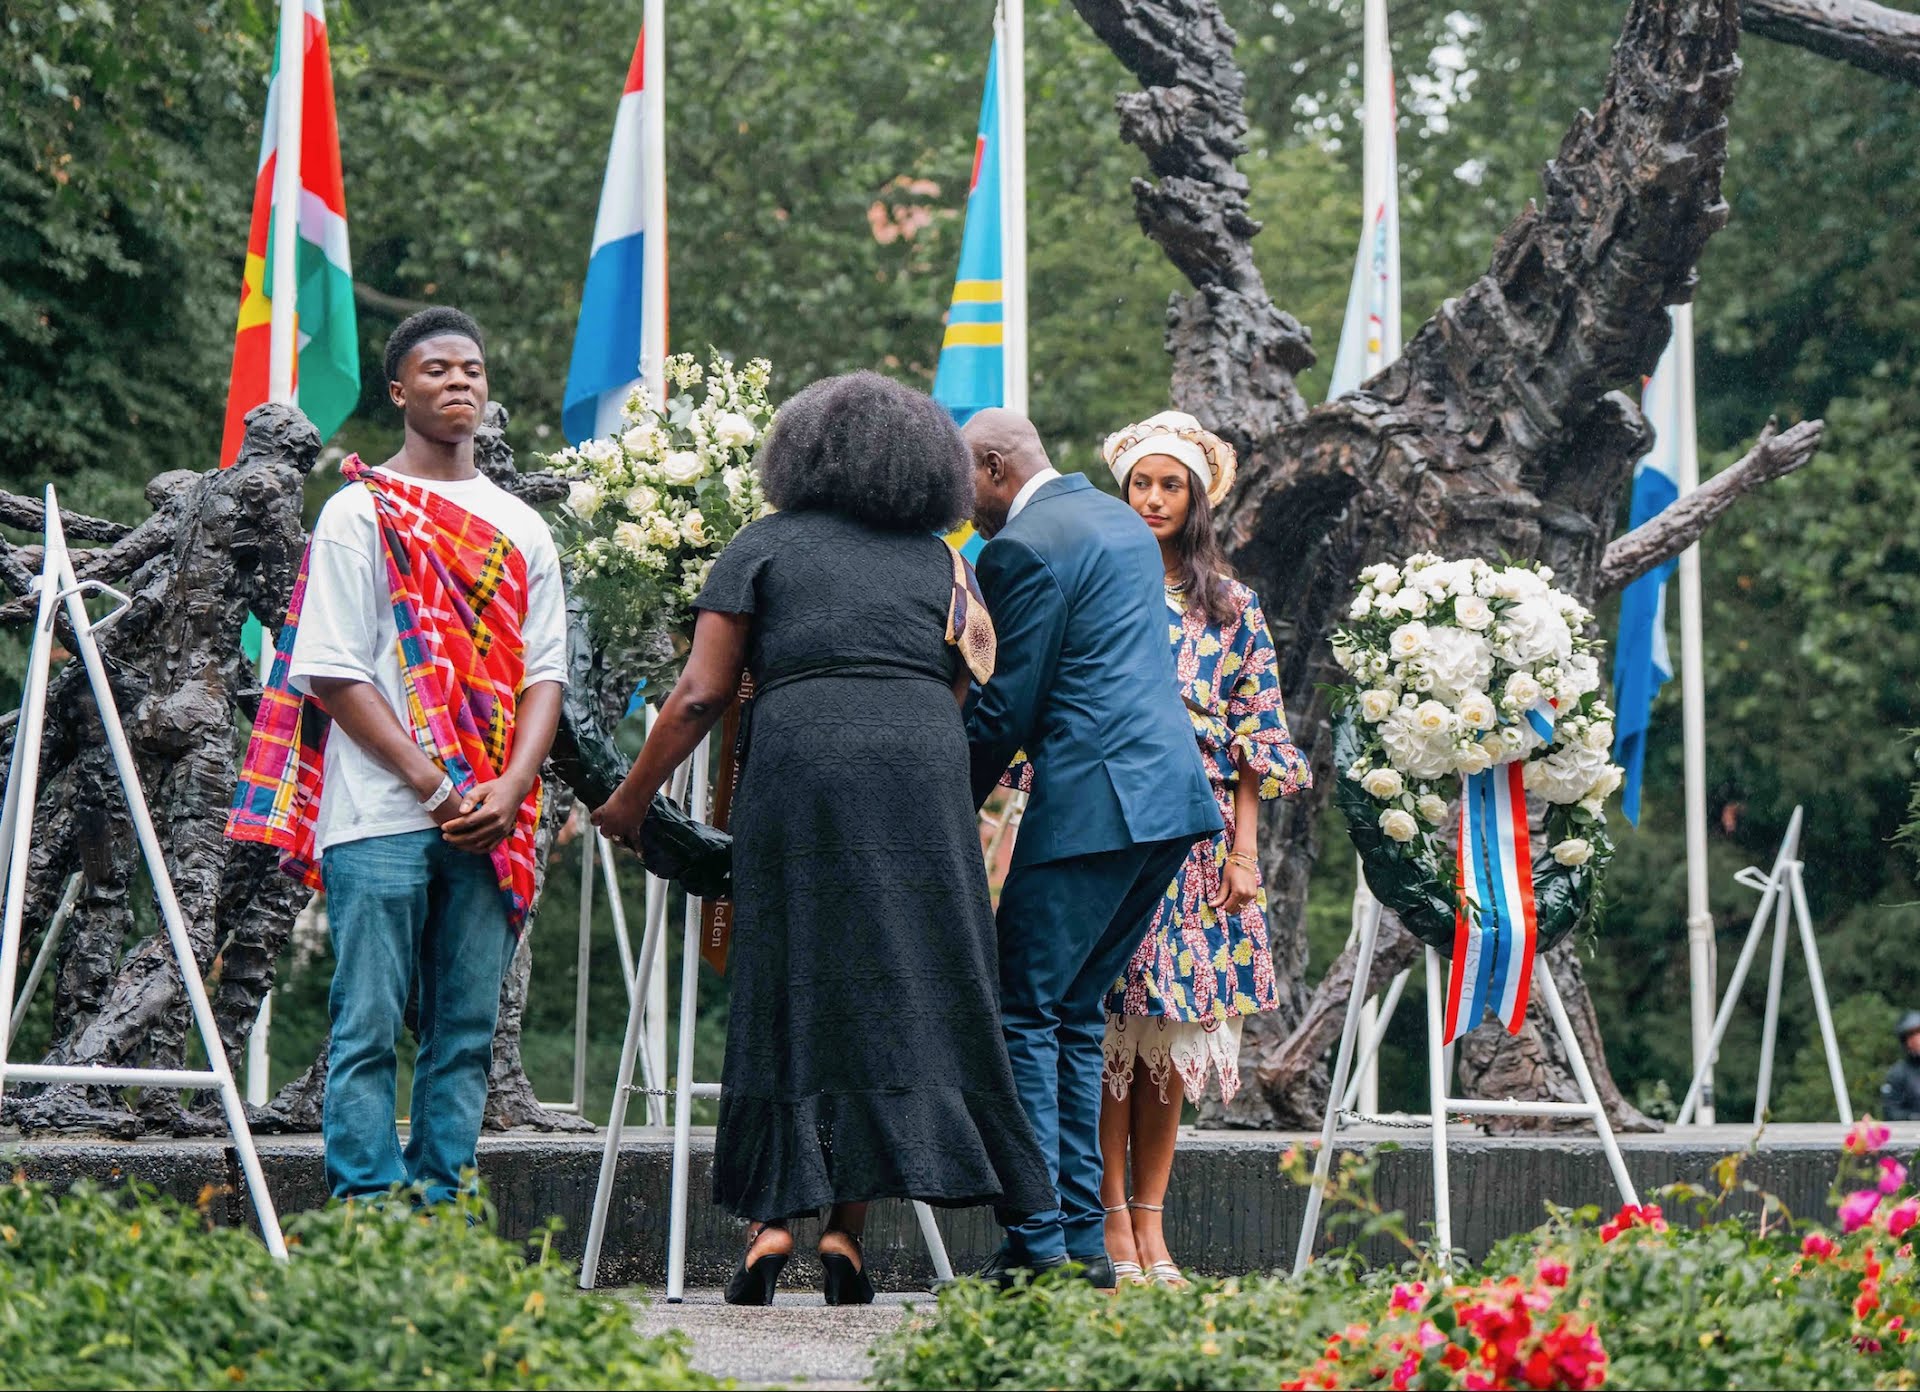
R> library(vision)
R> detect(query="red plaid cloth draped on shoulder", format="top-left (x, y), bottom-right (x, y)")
top-left (225, 456), bottom-right (544, 935)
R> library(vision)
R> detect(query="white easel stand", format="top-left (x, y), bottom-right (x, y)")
top-left (1293, 898), bottom-right (1638, 1274)
top-left (1675, 806), bottom-right (1849, 1127)
top-left (0, 487), bottom-right (286, 1258)
top-left (577, 738), bottom-right (956, 1296)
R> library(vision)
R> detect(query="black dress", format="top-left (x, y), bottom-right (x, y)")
top-left (695, 509), bottom-right (1053, 1222)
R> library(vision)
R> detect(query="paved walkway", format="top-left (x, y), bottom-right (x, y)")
top-left (632, 1289), bottom-right (928, 1389)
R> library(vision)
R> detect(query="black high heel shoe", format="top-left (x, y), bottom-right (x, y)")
top-left (724, 1226), bottom-right (790, 1306)
top-left (819, 1231), bottom-right (876, 1306)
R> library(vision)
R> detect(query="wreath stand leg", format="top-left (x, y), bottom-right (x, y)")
top-left (1293, 904), bottom-right (1639, 1274)
top-left (1673, 806), bottom-right (1851, 1128)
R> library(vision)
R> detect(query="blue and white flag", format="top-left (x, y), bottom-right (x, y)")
top-left (1610, 311), bottom-right (1686, 824)
top-left (1327, 0), bottom-right (1400, 400)
top-left (564, 31), bottom-right (653, 445)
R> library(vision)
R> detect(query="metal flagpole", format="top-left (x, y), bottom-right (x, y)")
top-left (1671, 303), bottom-right (1717, 1124)
top-left (640, 0), bottom-right (668, 408)
top-left (998, 0), bottom-right (1028, 415)
top-left (267, 0), bottom-right (305, 405)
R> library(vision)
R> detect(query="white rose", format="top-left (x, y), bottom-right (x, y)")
top-left (1453, 742), bottom-right (1494, 776)
top-left (1396, 588), bottom-right (1431, 619)
top-left (1551, 837), bottom-right (1593, 867)
top-left (1584, 721), bottom-right (1614, 752)
top-left (1361, 767), bottom-right (1405, 800)
top-left (1416, 793), bottom-right (1450, 825)
top-left (681, 508), bottom-right (709, 546)
top-left (712, 411), bottom-right (757, 449)
top-left (1522, 744), bottom-right (1608, 804)
top-left (1359, 689), bottom-right (1396, 723)
top-left (661, 450), bottom-right (706, 485)
top-left (1455, 594), bottom-right (1494, 630)
top-left (1503, 671), bottom-right (1542, 711)
top-left (1578, 796), bottom-right (1607, 820)
top-left (567, 480), bottom-right (603, 520)
top-left (721, 464), bottom-right (750, 499)
top-left (1412, 700), bottom-right (1454, 738)
top-left (612, 520), bottom-right (648, 554)
top-left (1360, 562), bottom-right (1399, 589)
top-left (1494, 595), bottom-right (1574, 666)
top-left (1458, 692), bottom-right (1497, 730)
top-left (622, 424), bottom-right (663, 456)
top-left (1349, 592), bottom-right (1373, 620)
top-left (1586, 765), bottom-right (1625, 801)
top-left (1380, 708), bottom-right (1458, 781)
top-left (1491, 566), bottom-right (1547, 601)
top-left (1331, 636), bottom-right (1360, 672)
top-left (1389, 622), bottom-right (1429, 660)
top-left (1478, 735), bottom-right (1508, 765)
top-left (1421, 627), bottom-right (1495, 702)
top-left (622, 484), bottom-right (660, 518)
top-left (1379, 809), bottom-right (1419, 843)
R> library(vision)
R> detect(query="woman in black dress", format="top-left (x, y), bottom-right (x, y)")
top-left (592, 371), bottom-right (1051, 1305)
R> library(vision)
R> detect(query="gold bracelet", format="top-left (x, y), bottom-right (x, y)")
top-left (1227, 852), bottom-right (1258, 870)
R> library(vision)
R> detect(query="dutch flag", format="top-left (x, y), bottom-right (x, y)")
top-left (564, 32), bottom-right (653, 445)
top-left (1610, 310), bottom-right (1686, 824)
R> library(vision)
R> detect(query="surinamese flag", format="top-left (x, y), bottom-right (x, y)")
top-left (220, 0), bottom-right (357, 468)
top-left (564, 30), bottom-right (654, 446)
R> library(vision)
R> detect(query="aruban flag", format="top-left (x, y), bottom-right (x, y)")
top-left (564, 29), bottom-right (655, 445)
top-left (1610, 310), bottom-right (1686, 824)
top-left (1326, 0), bottom-right (1401, 400)
top-left (219, 0), bottom-right (357, 468)
top-left (934, 30), bottom-right (1008, 564)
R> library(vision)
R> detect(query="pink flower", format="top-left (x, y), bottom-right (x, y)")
top-left (1389, 1281), bottom-right (1428, 1313)
top-left (1889, 1200), bottom-right (1920, 1239)
top-left (1417, 1320), bottom-right (1446, 1349)
top-left (1846, 1119), bottom-right (1893, 1156)
top-left (1880, 1157), bottom-right (1909, 1195)
top-left (1802, 1231), bottom-right (1839, 1260)
top-left (1840, 1189), bottom-right (1883, 1233)
top-left (1537, 1259), bottom-right (1570, 1288)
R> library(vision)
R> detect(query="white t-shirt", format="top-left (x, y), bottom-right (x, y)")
top-left (288, 467), bottom-right (569, 855)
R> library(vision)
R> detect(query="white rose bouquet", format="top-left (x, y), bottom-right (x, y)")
top-left (544, 351), bottom-right (774, 693)
top-left (1331, 553), bottom-right (1619, 951)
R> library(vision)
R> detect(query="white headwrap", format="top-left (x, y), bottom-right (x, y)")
top-left (1101, 410), bottom-right (1237, 507)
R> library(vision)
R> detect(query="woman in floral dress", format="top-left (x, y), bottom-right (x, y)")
top-left (1097, 411), bottom-right (1312, 1286)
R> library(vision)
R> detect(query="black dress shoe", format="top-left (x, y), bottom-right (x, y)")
top-left (973, 1245), bottom-right (1068, 1290)
top-left (1071, 1254), bottom-right (1118, 1291)
top-left (724, 1231), bottom-right (790, 1305)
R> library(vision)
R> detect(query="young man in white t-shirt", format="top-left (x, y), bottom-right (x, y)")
top-left (287, 308), bottom-right (567, 1203)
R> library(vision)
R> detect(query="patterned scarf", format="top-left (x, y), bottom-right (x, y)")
top-left (225, 457), bottom-right (543, 934)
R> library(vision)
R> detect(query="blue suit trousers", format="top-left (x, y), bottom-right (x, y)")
top-left (995, 836), bottom-right (1192, 1263)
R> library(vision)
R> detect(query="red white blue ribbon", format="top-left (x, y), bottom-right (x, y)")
top-left (1446, 759), bottom-right (1540, 1043)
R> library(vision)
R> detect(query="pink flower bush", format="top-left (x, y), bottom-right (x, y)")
top-left (1844, 1118), bottom-right (1892, 1156)
top-left (1840, 1189), bottom-right (1883, 1234)
top-left (1879, 1158), bottom-right (1908, 1195)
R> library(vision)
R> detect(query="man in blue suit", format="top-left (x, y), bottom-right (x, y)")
top-left (961, 408), bottom-right (1222, 1286)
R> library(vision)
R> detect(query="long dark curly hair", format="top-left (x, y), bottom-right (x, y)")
top-left (1165, 481), bottom-right (1239, 627)
top-left (756, 371), bottom-right (973, 533)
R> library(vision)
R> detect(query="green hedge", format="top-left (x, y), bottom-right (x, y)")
top-left (872, 1135), bottom-right (1920, 1390)
top-left (0, 1176), bottom-right (720, 1391)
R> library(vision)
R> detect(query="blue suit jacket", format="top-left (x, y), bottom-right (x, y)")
top-left (966, 474), bottom-right (1222, 867)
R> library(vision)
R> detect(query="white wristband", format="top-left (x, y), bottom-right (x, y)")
top-left (420, 775), bottom-right (456, 813)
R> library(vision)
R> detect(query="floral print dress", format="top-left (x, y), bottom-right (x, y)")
top-left (1102, 578), bottom-right (1312, 1105)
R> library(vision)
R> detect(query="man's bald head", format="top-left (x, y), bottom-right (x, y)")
top-left (963, 408), bottom-right (1054, 539)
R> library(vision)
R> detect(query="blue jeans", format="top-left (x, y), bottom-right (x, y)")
top-left (321, 829), bottom-right (516, 1205)
top-left (995, 837), bottom-right (1192, 1264)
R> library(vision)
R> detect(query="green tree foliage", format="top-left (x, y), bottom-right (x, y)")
top-left (5, 0), bottom-right (1918, 1118)
top-left (0, 2), bottom-right (261, 515)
